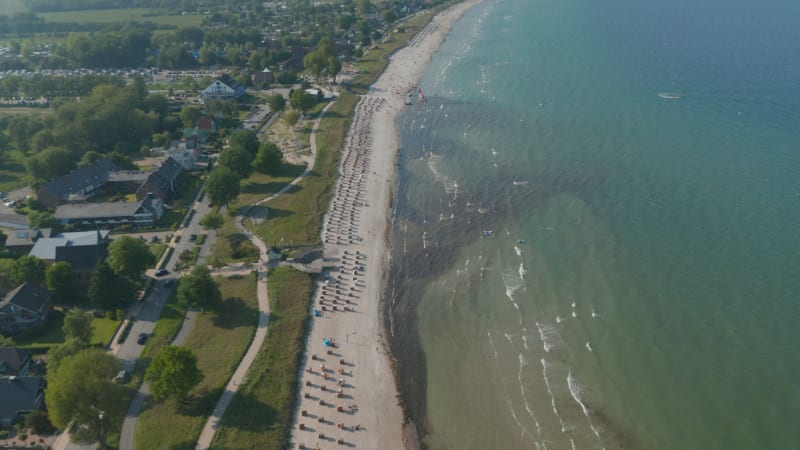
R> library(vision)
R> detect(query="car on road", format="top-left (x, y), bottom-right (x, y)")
top-left (136, 333), bottom-right (148, 345)
top-left (150, 236), bottom-right (160, 243)
top-left (155, 268), bottom-right (169, 277)
top-left (189, 234), bottom-right (197, 242)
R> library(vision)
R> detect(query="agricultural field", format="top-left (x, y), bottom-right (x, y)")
top-left (38, 8), bottom-right (204, 27)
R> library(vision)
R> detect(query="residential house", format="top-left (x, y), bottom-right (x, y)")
top-left (3, 228), bottom-right (56, 255)
top-left (0, 213), bottom-right (28, 230)
top-left (54, 194), bottom-right (164, 229)
top-left (167, 143), bottom-right (198, 171)
top-left (200, 75), bottom-right (246, 103)
top-left (0, 283), bottom-right (53, 335)
top-left (252, 67), bottom-right (275, 84)
top-left (0, 376), bottom-right (46, 426)
top-left (28, 230), bottom-right (110, 285)
top-left (135, 157), bottom-right (184, 202)
top-left (37, 159), bottom-right (119, 209)
top-left (197, 116), bottom-right (217, 133)
top-left (0, 347), bottom-right (32, 377)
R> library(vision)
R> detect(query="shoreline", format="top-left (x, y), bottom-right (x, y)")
top-left (289, 1), bottom-right (484, 448)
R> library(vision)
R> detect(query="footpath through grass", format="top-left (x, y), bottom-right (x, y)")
top-left (135, 274), bottom-right (258, 450)
top-left (250, 94), bottom-right (358, 247)
top-left (211, 267), bottom-right (313, 450)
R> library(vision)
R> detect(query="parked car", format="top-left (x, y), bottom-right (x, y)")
top-left (155, 268), bottom-right (169, 277)
top-left (114, 370), bottom-right (130, 384)
top-left (137, 333), bottom-right (148, 345)
top-left (189, 234), bottom-right (197, 242)
top-left (150, 236), bottom-right (160, 243)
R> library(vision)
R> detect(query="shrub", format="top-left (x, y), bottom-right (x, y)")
top-left (0, 430), bottom-right (9, 439)
top-left (25, 410), bottom-right (53, 434)
top-left (106, 309), bottom-right (117, 320)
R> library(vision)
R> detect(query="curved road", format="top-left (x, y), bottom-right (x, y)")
top-left (195, 100), bottom-right (334, 450)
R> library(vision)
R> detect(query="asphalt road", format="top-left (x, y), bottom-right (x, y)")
top-left (115, 193), bottom-right (215, 371)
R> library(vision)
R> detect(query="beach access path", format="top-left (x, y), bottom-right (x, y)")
top-left (289, 1), bottom-right (483, 449)
top-left (194, 101), bottom-right (334, 450)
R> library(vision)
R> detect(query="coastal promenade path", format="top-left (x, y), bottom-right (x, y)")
top-left (194, 101), bottom-right (334, 449)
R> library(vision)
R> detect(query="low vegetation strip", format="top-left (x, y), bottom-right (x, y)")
top-left (211, 267), bottom-right (313, 450)
top-left (250, 94), bottom-right (358, 247)
top-left (135, 274), bottom-right (258, 450)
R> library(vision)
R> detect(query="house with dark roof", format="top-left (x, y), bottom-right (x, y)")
top-left (0, 283), bottom-right (53, 335)
top-left (136, 157), bottom-right (184, 202)
top-left (37, 159), bottom-right (119, 209)
top-left (4, 228), bottom-right (56, 255)
top-left (0, 347), bottom-right (32, 377)
top-left (28, 230), bottom-right (110, 286)
top-left (54, 193), bottom-right (164, 228)
top-left (197, 116), bottom-right (217, 133)
top-left (0, 376), bottom-right (46, 426)
top-left (252, 67), bottom-right (275, 84)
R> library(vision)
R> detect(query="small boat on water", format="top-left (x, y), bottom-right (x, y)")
top-left (658, 92), bottom-right (681, 100)
top-left (483, 230), bottom-right (494, 237)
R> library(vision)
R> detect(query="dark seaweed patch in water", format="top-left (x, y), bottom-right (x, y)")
top-left (384, 96), bottom-right (609, 446)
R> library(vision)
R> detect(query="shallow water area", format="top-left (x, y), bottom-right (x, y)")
top-left (387, 0), bottom-right (800, 448)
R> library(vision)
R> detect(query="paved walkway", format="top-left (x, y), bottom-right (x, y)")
top-left (195, 101), bottom-right (334, 449)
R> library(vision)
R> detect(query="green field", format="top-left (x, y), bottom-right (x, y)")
top-left (0, 0), bottom-right (28, 15)
top-left (0, 149), bottom-right (31, 192)
top-left (135, 274), bottom-right (258, 450)
top-left (250, 95), bottom-right (357, 247)
top-left (212, 267), bottom-right (312, 450)
top-left (38, 8), bottom-right (203, 27)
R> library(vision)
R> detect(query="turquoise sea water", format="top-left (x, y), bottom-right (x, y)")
top-left (386, 0), bottom-right (800, 448)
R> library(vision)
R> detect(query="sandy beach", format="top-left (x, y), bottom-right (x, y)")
top-left (289, 1), bottom-right (483, 449)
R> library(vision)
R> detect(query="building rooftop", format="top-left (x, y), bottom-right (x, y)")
top-left (28, 230), bottom-right (110, 260)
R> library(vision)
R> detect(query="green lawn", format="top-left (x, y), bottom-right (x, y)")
top-left (91, 315), bottom-right (121, 347)
top-left (250, 94), bottom-right (358, 247)
top-left (212, 267), bottom-right (312, 450)
top-left (148, 243), bottom-right (168, 266)
top-left (0, 149), bottom-right (30, 192)
top-left (38, 8), bottom-right (203, 28)
top-left (14, 310), bottom-right (120, 352)
top-left (231, 164), bottom-right (305, 214)
top-left (135, 274), bottom-right (258, 450)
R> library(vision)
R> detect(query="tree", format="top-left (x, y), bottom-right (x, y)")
top-left (181, 105), bottom-right (202, 128)
top-left (303, 50), bottom-right (326, 81)
top-left (219, 145), bottom-right (254, 178)
top-left (107, 236), bottom-right (155, 277)
top-left (254, 141), bottom-right (283, 174)
top-left (46, 348), bottom-right (123, 444)
top-left (177, 265), bottom-right (222, 309)
top-left (268, 94), bottom-right (286, 112)
top-left (88, 259), bottom-right (116, 309)
top-left (201, 211), bottom-right (225, 230)
top-left (146, 346), bottom-right (203, 401)
top-left (327, 56), bottom-right (342, 84)
top-left (284, 110), bottom-right (300, 127)
top-left (46, 261), bottom-right (74, 303)
top-left (290, 89), bottom-right (316, 113)
top-left (26, 146), bottom-right (75, 181)
top-left (0, 259), bottom-right (15, 293)
top-left (0, 334), bottom-right (15, 347)
top-left (205, 166), bottom-right (240, 207)
top-left (228, 129), bottom-right (259, 155)
top-left (11, 255), bottom-right (46, 285)
top-left (62, 309), bottom-right (93, 344)
top-left (47, 337), bottom-right (88, 375)
top-left (27, 210), bottom-right (59, 229)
